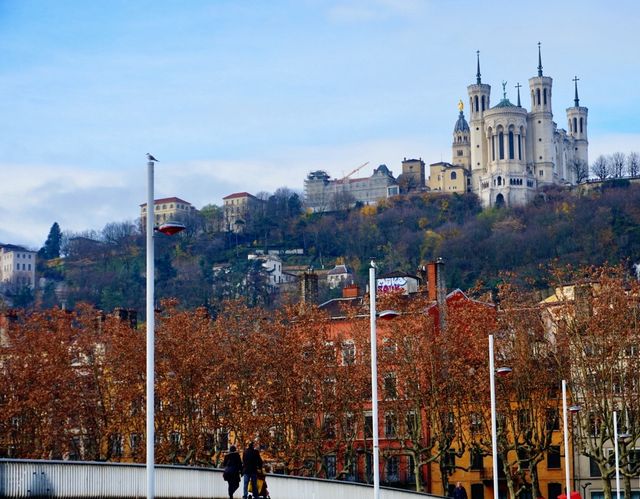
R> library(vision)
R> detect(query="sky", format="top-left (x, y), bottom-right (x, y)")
top-left (1, 0), bottom-right (639, 249)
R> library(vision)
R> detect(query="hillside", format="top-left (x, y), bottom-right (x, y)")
top-left (30, 181), bottom-right (640, 313)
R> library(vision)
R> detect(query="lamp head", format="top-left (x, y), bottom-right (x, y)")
top-left (496, 367), bottom-right (512, 376)
top-left (569, 405), bottom-right (582, 413)
top-left (156, 222), bottom-right (186, 236)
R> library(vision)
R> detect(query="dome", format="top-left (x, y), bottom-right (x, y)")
top-left (453, 111), bottom-right (469, 133)
top-left (493, 98), bottom-right (517, 109)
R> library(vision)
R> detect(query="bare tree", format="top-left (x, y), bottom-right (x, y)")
top-left (591, 155), bottom-right (611, 181)
top-left (609, 152), bottom-right (626, 178)
top-left (570, 158), bottom-right (589, 184)
top-left (627, 151), bottom-right (639, 178)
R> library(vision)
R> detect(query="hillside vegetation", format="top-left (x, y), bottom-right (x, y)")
top-left (31, 181), bottom-right (640, 313)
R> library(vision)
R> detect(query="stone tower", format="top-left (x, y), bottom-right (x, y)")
top-left (527, 43), bottom-right (555, 185)
top-left (452, 100), bottom-right (471, 171)
top-left (468, 51), bottom-right (491, 193)
top-left (566, 75), bottom-right (589, 180)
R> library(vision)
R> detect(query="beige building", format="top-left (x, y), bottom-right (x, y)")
top-left (428, 161), bottom-right (470, 192)
top-left (222, 192), bottom-right (265, 232)
top-left (139, 197), bottom-right (195, 227)
top-left (0, 244), bottom-right (37, 289)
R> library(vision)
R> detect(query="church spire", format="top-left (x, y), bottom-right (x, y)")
top-left (515, 82), bottom-right (522, 107)
top-left (476, 50), bottom-right (481, 84)
top-left (537, 42), bottom-right (543, 77)
top-left (573, 76), bottom-right (580, 107)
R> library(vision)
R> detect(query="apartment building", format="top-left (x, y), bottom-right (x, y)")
top-left (139, 197), bottom-right (196, 227)
top-left (0, 244), bottom-right (37, 289)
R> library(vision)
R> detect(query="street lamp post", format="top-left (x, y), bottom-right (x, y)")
top-left (146, 158), bottom-right (156, 499)
top-left (369, 262), bottom-right (380, 499)
top-left (562, 380), bottom-right (583, 499)
top-left (613, 411), bottom-right (621, 499)
top-left (581, 482), bottom-right (592, 499)
top-left (369, 261), bottom-right (399, 499)
top-left (489, 334), bottom-right (511, 499)
top-left (146, 156), bottom-right (184, 499)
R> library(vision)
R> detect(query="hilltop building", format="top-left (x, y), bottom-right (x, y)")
top-left (444, 45), bottom-right (588, 207)
top-left (140, 197), bottom-right (196, 227)
top-left (223, 192), bottom-right (265, 232)
top-left (0, 244), bottom-right (37, 289)
top-left (304, 165), bottom-right (399, 213)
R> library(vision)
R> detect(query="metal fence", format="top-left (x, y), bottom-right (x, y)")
top-left (0, 459), bottom-right (441, 499)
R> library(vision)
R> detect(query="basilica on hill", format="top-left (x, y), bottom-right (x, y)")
top-left (446, 44), bottom-right (589, 208)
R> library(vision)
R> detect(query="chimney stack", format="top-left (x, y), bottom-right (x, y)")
top-left (301, 270), bottom-right (319, 304)
top-left (427, 262), bottom-right (438, 301)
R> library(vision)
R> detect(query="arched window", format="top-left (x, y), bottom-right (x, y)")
top-left (580, 117), bottom-right (584, 134)
top-left (508, 131), bottom-right (515, 159)
top-left (474, 95), bottom-right (479, 113)
top-left (481, 95), bottom-right (486, 111)
top-left (497, 176), bottom-right (502, 186)
top-left (573, 118), bottom-right (577, 135)
top-left (543, 88), bottom-right (547, 105)
top-left (536, 88), bottom-right (541, 106)
top-left (492, 135), bottom-right (496, 161)
top-left (496, 193), bottom-right (505, 208)
top-left (499, 131), bottom-right (505, 160)
top-left (518, 134), bottom-right (522, 160)
top-left (451, 171), bottom-right (457, 180)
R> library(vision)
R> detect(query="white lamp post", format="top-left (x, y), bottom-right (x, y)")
top-left (613, 411), bottom-right (621, 499)
top-left (146, 156), bottom-right (184, 499)
top-left (562, 379), bottom-right (577, 498)
top-left (489, 334), bottom-right (511, 499)
top-left (369, 261), bottom-right (399, 499)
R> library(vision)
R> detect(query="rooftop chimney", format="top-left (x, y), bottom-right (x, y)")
top-left (342, 283), bottom-right (360, 298)
top-left (301, 270), bottom-right (319, 304)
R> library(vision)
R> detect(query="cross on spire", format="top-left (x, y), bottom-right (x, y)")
top-left (537, 42), bottom-right (543, 77)
top-left (476, 50), bottom-right (481, 84)
top-left (573, 75), bottom-right (580, 107)
top-left (515, 82), bottom-right (522, 107)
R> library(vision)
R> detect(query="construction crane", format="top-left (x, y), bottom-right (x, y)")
top-left (339, 161), bottom-right (370, 182)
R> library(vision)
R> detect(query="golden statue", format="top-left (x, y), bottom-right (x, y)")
top-left (458, 99), bottom-right (464, 112)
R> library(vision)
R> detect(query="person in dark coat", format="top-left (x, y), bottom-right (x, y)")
top-left (453, 482), bottom-right (468, 499)
top-left (222, 445), bottom-right (242, 499)
top-left (242, 441), bottom-right (263, 499)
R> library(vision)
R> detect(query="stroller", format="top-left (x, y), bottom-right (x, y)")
top-left (247, 468), bottom-right (270, 499)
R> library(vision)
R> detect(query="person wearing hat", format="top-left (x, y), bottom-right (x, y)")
top-left (222, 445), bottom-right (242, 499)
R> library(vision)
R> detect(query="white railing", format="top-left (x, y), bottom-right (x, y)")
top-left (0, 459), bottom-right (441, 499)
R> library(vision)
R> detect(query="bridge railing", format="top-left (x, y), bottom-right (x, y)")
top-left (0, 459), bottom-right (442, 499)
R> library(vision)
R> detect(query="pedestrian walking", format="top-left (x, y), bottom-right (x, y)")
top-left (222, 445), bottom-right (242, 499)
top-left (453, 482), bottom-right (468, 499)
top-left (242, 441), bottom-right (263, 499)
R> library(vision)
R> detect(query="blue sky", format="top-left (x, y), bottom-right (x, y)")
top-left (1, 0), bottom-right (639, 248)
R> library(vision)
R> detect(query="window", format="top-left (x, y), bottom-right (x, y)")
top-left (406, 412), bottom-right (418, 435)
top-left (342, 341), bottom-right (356, 366)
top-left (109, 434), bottom-right (123, 458)
top-left (470, 412), bottom-right (482, 433)
top-left (543, 88), bottom-right (548, 105)
top-left (324, 455), bottom-right (337, 479)
top-left (457, 150), bottom-right (463, 156)
top-left (508, 131), bottom-right (515, 159)
top-left (323, 415), bottom-right (336, 439)
top-left (589, 457), bottom-right (601, 477)
top-left (451, 171), bottom-right (457, 180)
top-left (470, 448), bottom-right (484, 470)
top-left (536, 88), bottom-right (541, 106)
top-left (384, 373), bottom-right (397, 399)
top-left (580, 117), bottom-right (584, 133)
top-left (170, 431), bottom-right (181, 447)
top-left (364, 412), bottom-right (374, 438)
top-left (385, 412), bottom-right (397, 438)
top-left (444, 449), bottom-right (456, 469)
top-left (547, 445), bottom-right (561, 469)
top-left (548, 483), bottom-right (562, 499)
top-left (540, 170), bottom-right (544, 176)
top-left (386, 456), bottom-right (399, 482)
top-left (130, 433), bottom-right (141, 454)
top-left (499, 132), bottom-right (505, 160)
top-left (546, 409), bottom-right (559, 431)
